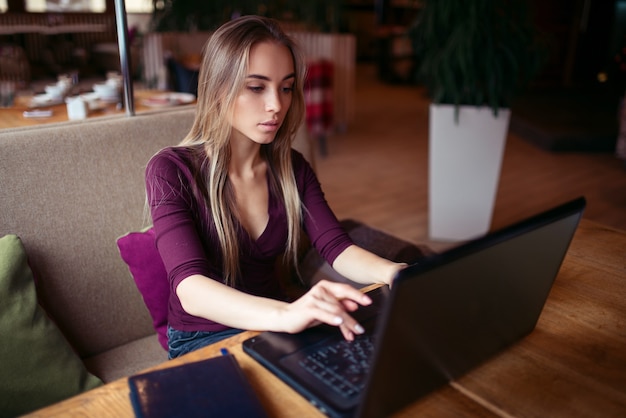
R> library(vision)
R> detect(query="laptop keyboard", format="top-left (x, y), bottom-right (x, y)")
top-left (299, 334), bottom-right (375, 399)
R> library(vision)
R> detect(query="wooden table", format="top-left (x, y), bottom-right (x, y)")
top-left (0, 90), bottom-right (190, 130)
top-left (23, 219), bottom-right (626, 417)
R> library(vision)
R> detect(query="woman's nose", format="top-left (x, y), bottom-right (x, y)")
top-left (265, 89), bottom-right (281, 112)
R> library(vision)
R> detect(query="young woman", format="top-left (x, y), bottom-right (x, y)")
top-left (146, 15), bottom-right (406, 359)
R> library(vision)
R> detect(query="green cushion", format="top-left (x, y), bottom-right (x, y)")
top-left (0, 235), bottom-right (103, 417)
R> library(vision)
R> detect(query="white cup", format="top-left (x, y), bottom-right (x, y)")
top-left (45, 84), bottom-right (65, 99)
top-left (93, 82), bottom-right (119, 100)
top-left (66, 96), bottom-right (88, 120)
top-left (105, 78), bottom-right (122, 89)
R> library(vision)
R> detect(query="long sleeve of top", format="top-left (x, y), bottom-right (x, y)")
top-left (145, 146), bottom-right (353, 332)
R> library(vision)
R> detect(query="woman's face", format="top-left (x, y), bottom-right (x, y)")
top-left (230, 41), bottom-right (295, 146)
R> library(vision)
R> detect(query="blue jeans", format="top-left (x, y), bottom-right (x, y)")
top-left (167, 326), bottom-right (244, 359)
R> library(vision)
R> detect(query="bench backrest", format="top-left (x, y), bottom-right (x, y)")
top-left (0, 107), bottom-right (195, 358)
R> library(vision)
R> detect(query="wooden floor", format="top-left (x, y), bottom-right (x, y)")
top-left (315, 64), bottom-right (626, 252)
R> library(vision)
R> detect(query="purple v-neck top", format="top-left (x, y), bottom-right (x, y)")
top-left (145, 146), bottom-right (353, 332)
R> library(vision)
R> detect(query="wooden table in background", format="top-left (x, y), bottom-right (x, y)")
top-left (0, 90), bottom-right (189, 130)
top-left (23, 219), bottom-right (626, 417)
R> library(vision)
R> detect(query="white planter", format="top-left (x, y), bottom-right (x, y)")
top-left (428, 104), bottom-right (511, 241)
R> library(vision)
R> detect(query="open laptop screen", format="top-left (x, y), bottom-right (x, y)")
top-left (358, 197), bottom-right (585, 417)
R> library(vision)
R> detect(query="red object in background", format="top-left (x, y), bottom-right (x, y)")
top-left (304, 60), bottom-right (333, 155)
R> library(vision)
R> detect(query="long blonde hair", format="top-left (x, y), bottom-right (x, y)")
top-left (179, 16), bottom-right (307, 286)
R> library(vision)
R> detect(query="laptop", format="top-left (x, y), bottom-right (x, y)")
top-left (242, 197), bottom-right (586, 418)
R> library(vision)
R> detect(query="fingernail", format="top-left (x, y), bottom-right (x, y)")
top-left (354, 324), bottom-right (365, 334)
top-left (333, 316), bottom-right (343, 325)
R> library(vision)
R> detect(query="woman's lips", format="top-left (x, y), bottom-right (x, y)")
top-left (259, 120), bottom-right (279, 132)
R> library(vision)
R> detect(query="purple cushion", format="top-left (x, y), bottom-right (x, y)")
top-left (116, 228), bottom-right (169, 351)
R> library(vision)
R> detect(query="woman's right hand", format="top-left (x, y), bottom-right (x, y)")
top-left (277, 280), bottom-right (372, 341)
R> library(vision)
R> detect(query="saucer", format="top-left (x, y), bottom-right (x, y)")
top-left (141, 92), bottom-right (195, 108)
top-left (29, 94), bottom-right (64, 107)
top-left (97, 94), bottom-right (121, 103)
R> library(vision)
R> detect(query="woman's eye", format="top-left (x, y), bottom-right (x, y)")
top-left (282, 85), bottom-right (294, 93)
top-left (248, 85), bottom-right (264, 93)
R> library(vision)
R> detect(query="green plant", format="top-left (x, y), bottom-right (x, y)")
top-left (409, 0), bottom-right (547, 115)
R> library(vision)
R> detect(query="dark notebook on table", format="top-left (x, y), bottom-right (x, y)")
top-left (242, 197), bottom-right (586, 418)
top-left (128, 353), bottom-right (268, 418)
